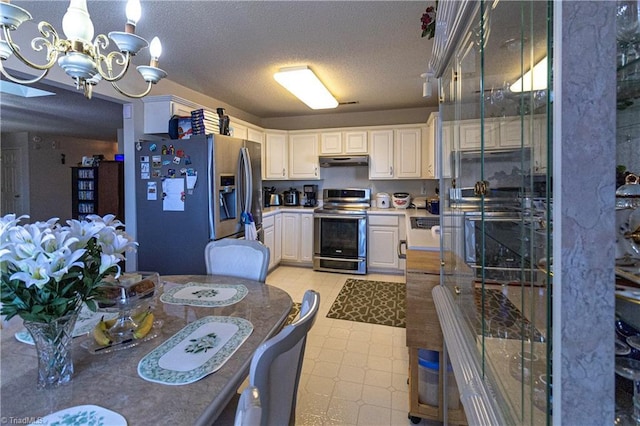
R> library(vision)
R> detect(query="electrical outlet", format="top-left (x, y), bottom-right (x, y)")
top-left (420, 183), bottom-right (427, 195)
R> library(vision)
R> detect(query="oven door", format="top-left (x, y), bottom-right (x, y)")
top-left (313, 213), bottom-right (367, 274)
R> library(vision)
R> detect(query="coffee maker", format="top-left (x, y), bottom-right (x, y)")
top-left (303, 185), bottom-right (318, 207)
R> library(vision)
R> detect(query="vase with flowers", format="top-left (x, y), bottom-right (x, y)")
top-left (421, 1), bottom-right (438, 40)
top-left (0, 214), bottom-right (137, 389)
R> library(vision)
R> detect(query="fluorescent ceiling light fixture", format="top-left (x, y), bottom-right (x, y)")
top-left (510, 57), bottom-right (548, 93)
top-left (274, 66), bottom-right (338, 109)
top-left (0, 80), bottom-right (55, 97)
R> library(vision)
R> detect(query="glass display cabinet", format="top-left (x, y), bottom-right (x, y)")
top-left (615, 1), bottom-right (640, 423)
top-left (433, 1), bottom-right (552, 424)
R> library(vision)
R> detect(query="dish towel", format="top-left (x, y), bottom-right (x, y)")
top-left (242, 212), bottom-right (257, 240)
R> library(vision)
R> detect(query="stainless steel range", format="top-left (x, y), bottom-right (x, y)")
top-left (313, 188), bottom-right (370, 274)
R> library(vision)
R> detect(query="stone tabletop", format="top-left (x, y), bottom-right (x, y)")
top-left (1, 275), bottom-right (292, 426)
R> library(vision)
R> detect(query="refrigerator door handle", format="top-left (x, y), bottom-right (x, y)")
top-left (240, 147), bottom-right (252, 215)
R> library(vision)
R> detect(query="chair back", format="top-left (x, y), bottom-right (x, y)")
top-left (249, 290), bottom-right (320, 426)
top-left (234, 386), bottom-right (262, 426)
top-left (204, 239), bottom-right (270, 282)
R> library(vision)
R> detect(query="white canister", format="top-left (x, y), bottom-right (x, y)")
top-left (376, 192), bottom-right (391, 209)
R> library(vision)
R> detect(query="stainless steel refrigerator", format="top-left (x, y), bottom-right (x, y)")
top-left (135, 134), bottom-right (262, 275)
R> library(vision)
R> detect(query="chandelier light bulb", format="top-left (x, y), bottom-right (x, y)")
top-left (125, 0), bottom-right (141, 33)
top-left (0, 0), bottom-right (167, 98)
top-left (149, 37), bottom-right (162, 63)
top-left (62, 0), bottom-right (94, 43)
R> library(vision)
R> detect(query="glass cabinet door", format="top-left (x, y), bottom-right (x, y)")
top-left (439, 1), bottom-right (553, 424)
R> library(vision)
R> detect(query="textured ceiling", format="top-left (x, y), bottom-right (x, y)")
top-left (0, 1), bottom-right (544, 141)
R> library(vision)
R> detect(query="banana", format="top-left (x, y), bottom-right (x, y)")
top-left (132, 312), bottom-right (154, 339)
top-left (131, 308), bottom-right (151, 324)
top-left (104, 318), bottom-right (117, 329)
top-left (93, 317), bottom-right (113, 346)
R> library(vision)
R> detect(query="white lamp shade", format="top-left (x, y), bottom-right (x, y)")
top-left (62, 0), bottom-right (94, 43)
top-left (274, 66), bottom-right (338, 109)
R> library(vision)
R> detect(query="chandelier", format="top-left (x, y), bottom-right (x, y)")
top-left (0, 0), bottom-right (167, 99)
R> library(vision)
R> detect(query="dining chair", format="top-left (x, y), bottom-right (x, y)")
top-left (234, 386), bottom-right (262, 426)
top-left (204, 239), bottom-right (270, 283)
top-left (248, 289), bottom-right (320, 426)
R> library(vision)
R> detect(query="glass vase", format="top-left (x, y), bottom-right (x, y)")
top-left (23, 309), bottom-right (81, 389)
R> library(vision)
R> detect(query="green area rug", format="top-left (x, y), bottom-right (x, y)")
top-left (285, 302), bottom-right (302, 326)
top-left (326, 279), bottom-right (406, 328)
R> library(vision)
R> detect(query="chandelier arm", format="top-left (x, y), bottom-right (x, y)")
top-left (2, 23), bottom-right (61, 71)
top-left (95, 50), bottom-right (133, 82)
top-left (0, 60), bottom-right (49, 84)
top-left (110, 80), bottom-right (153, 99)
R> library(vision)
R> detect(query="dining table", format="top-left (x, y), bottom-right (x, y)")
top-left (0, 274), bottom-right (293, 425)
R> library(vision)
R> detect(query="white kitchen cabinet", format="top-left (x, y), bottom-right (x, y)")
top-left (458, 119), bottom-right (499, 150)
top-left (368, 214), bottom-right (406, 272)
top-left (247, 128), bottom-right (264, 144)
top-left (288, 133), bottom-right (319, 180)
top-left (440, 121), bottom-right (456, 178)
top-left (263, 214), bottom-right (281, 271)
top-left (423, 113), bottom-right (437, 179)
top-left (300, 213), bottom-right (314, 262)
top-left (395, 128), bottom-right (422, 178)
top-left (264, 131), bottom-right (288, 180)
top-left (320, 130), bottom-right (368, 154)
top-left (344, 131), bottom-right (368, 153)
top-left (320, 132), bottom-right (343, 154)
top-left (281, 211), bottom-right (313, 264)
top-left (230, 122), bottom-right (248, 140)
top-left (263, 215), bottom-right (276, 270)
top-left (498, 116), bottom-right (531, 148)
top-left (281, 213), bottom-right (300, 261)
top-left (142, 95), bottom-right (199, 134)
top-left (369, 128), bottom-right (423, 179)
top-left (532, 115), bottom-right (548, 173)
top-left (369, 129), bottom-right (395, 178)
top-left (274, 213), bottom-right (282, 265)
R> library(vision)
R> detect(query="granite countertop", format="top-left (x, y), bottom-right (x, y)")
top-left (1, 275), bottom-right (292, 425)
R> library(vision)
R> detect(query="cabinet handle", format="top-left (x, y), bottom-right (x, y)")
top-left (389, 166), bottom-right (393, 175)
top-left (314, 166), bottom-right (318, 176)
top-left (454, 286), bottom-right (461, 295)
top-left (397, 240), bottom-right (407, 259)
top-left (282, 168), bottom-right (286, 177)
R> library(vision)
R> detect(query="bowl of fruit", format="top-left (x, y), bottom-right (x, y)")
top-left (84, 272), bottom-right (163, 354)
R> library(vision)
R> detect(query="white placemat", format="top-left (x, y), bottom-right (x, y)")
top-left (160, 283), bottom-right (248, 307)
top-left (31, 404), bottom-right (126, 426)
top-left (137, 316), bottom-right (253, 385)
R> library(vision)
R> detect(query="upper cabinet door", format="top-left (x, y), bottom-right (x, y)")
top-left (458, 120), bottom-right (499, 150)
top-left (264, 132), bottom-right (288, 180)
top-left (369, 130), bottom-right (394, 178)
top-left (395, 128), bottom-right (422, 178)
top-left (288, 133), bottom-right (319, 179)
top-left (320, 132), bottom-right (343, 154)
top-left (344, 131), bottom-right (368, 154)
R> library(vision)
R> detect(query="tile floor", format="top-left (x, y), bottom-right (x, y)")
top-left (264, 265), bottom-right (426, 426)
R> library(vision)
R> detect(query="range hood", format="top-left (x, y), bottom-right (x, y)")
top-left (319, 155), bottom-right (369, 167)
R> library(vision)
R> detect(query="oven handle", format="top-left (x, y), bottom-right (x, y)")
top-left (313, 213), bottom-right (367, 220)
top-left (397, 240), bottom-right (407, 259)
top-left (314, 256), bottom-right (366, 263)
